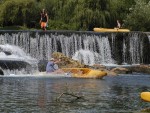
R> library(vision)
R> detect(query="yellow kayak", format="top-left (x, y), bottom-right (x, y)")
top-left (93, 28), bottom-right (130, 32)
top-left (62, 68), bottom-right (107, 79)
top-left (140, 92), bottom-right (150, 102)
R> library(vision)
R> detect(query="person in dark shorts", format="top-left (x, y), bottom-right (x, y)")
top-left (40, 9), bottom-right (48, 31)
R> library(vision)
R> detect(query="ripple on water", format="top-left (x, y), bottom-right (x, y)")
top-left (0, 73), bottom-right (150, 113)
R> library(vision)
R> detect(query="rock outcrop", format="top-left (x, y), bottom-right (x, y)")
top-left (110, 67), bottom-right (132, 74)
top-left (129, 65), bottom-right (150, 74)
top-left (52, 52), bottom-right (86, 68)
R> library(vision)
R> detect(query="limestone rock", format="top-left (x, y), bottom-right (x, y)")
top-left (129, 65), bottom-right (150, 74)
top-left (52, 52), bottom-right (85, 68)
top-left (111, 67), bottom-right (132, 74)
top-left (91, 64), bottom-right (106, 70)
top-left (106, 70), bottom-right (118, 76)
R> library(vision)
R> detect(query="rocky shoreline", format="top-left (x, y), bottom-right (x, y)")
top-left (38, 52), bottom-right (150, 76)
top-left (92, 64), bottom-right (150, 76)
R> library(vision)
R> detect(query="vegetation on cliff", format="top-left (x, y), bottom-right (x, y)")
top-left (0, 0), bottom-right (150, 31)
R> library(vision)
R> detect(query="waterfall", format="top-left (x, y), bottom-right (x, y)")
top-left (129, 33), bottom-right (142, 64)
top-left (122, 33), bottom-right (142, 64)
top-left (72, 35), bottom-right (114, 65)
top-left (148, 35), bottom-right (150, 43)
top-left (123, 38), bottom-right (127, 64)
top-left (0, 31), bottom-right (150, 66)
top-left (0, 44), bottom-right (38, 74)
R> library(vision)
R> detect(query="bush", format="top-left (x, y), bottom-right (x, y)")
top-left (47, 20), bottom-right (77, 30)
top-left (124, 0), bottom-right (150, 31)
top-left (0, 0), bottom-right (40, 28)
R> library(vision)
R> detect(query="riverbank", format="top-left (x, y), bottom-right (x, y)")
top-left (92, 64), bottom-right (150, 76)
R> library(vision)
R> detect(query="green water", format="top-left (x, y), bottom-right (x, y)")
top-left (0, 73), bottom-right (150, 113)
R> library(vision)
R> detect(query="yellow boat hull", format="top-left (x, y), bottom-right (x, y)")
top-left (62, 68), bottom-right (107, 79)
top-left (93, 28), bottom-right (130, 32)
top-left (140, 92), bottom-right (150, 102)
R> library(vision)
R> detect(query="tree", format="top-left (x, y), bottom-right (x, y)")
top-left (0, 0), bottom-right (149, 31)
top-left (124, 0), bottom-right (150, 31)
top-left (0, 0), bottom-right (40, 27)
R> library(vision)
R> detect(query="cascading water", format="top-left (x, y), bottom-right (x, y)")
top-left (0, 31), bottom-right (115, 65)
top-left (122, 38), bottom-right (127, 65)
top-left (129, 33), bottom-right (143, 64)
top-left (72, 35), bottom-right (115, 65)
top-left (148, 35), bottom-right (150, 43)
top-left (121, 33), bottom-right (143, 64)
top-left (0, 31), bottom-right (150, 67)
top-left (0, 44), bottom-right (38, 75)
top-left (110, 32), bottom-right (150, 64)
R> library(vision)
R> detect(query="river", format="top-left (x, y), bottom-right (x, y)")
top-left (0, 73), bottom-right (149, 113)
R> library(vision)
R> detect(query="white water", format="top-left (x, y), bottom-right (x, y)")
top-left (148, 35), bottom-right (150, 43)
top-left (129, 33), bottom-right (143, 64)
top-left (2, 69), bottom-right (29, 75)
top-left (0, 44), bottom-right (37, 64)
top-left (0, 44), bottom-right (38, 75)
top-left (72, 49), bottom-right (114, 65)
top-left (0, 31), bottom-right (149, 66)
top-left (72, 35), bottom-right (114, 65)
top-left (0, 73), bottom-right (71, 78)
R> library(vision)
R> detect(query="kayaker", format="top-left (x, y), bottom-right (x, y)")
top-left (40, 9), bottom-right (48, 31)
top-left (46, 58), bottom-right (64, 74)
top-left (117, 20), bottom-right (121, 28)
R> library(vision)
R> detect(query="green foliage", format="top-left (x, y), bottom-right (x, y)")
top-left (48, 20), bottom-right (77, 30)
top-left (0, 25), bottom-right (30, 30)
top-left (109, 0), bottom-right (135, 27)
top-left (0, 0), bottom-right (40, 27)
top-left (124, 0), bottom-right (150, 31)
top-left (0, 0), bottom-right (150, 31)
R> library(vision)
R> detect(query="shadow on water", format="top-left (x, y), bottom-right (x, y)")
top-left (0, 73), bottom-right (150, 113)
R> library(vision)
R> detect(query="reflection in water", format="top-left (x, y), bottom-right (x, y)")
top-left (37, 80), bottom-right (46, 111)
top-left (0, 74), bottom-right (150, 113)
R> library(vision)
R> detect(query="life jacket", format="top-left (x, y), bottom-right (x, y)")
top-left (41, 13), bottom-right (47, 22)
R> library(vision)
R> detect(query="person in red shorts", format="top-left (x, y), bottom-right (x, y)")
top-left (40, 9), bottom-right (48, 31)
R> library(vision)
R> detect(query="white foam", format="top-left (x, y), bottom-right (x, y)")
top-left (0, 73), bottom-right (71, 78)
top-left (0, 44), bottom-right (38, 64)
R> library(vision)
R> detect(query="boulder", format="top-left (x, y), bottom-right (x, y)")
top-left (111, 67), bottom-right (132, 74)
top-left (91, 64), bottom-right (106, 70)
top-left (52, 52), bottom-right (85, 68)
top-left (106, 70), bottom-right (118, 76)
top-left (129, 65), bottom-right (150, 74)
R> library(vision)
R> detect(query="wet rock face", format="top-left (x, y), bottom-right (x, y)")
top-left (129, 65), bottom-right (150, 74)
top-left (0, 68), bottom-right (4, 75)
top-left (0, 47), bottom-right (12, 55)
top-left (90, 64), bottom-right (106, 70)
top-left (107, 65), bottom-right (150, 75)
